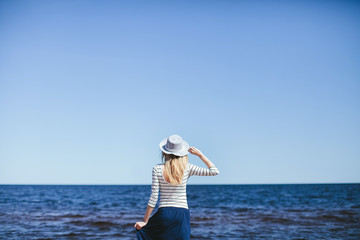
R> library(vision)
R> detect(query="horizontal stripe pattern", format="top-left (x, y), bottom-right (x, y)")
top-left (148, 163), bottom-right (219, 208)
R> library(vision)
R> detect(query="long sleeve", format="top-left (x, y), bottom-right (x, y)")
top-left (188, 163), bottom-right (220, 176)
top-left (147, 165), bottom-right (160, 208)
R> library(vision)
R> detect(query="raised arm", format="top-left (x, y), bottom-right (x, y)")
top-left (188, 147), bottom-right (219, 176)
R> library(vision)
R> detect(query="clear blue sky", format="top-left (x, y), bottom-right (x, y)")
top-left (0, 0), bottom-right (359, 184)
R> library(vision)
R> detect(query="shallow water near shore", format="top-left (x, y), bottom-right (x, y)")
top-left (0, 184), bottom-right (359, 239)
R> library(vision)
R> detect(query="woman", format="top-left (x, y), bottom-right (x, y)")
top-left (134, 134), bottom-right (219, 240)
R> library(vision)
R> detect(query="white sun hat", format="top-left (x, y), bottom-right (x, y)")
top-left (159, 134), bottom-right (190, 156)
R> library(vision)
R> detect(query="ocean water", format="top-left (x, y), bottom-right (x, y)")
top-left (0, 184), bottom-right (359, 240)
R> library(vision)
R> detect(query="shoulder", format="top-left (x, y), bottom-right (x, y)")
top-left (152, 163), bottom-right (163, 172)
top-left (187, 162), bottom-right (197, 170)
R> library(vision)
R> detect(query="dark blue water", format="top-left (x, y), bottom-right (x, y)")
top-left (0, 184), bottom-right (359, 239)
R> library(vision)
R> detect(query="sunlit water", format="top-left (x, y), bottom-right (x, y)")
top-left (0, 184), bottom-right (359, 239)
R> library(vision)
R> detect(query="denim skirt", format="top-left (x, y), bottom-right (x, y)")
top-left (136, 207), bottom-right (191, 240)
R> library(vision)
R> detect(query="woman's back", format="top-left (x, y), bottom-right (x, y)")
top-left (148, 163), bottom-right (220, 209)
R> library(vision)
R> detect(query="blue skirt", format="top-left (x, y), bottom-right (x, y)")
top-left (136, 207), bottom-right (191, 240)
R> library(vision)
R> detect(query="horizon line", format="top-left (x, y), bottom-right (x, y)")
top-left (0, 182), bottom-right (359, 186)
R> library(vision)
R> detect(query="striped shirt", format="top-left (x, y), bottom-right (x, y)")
top-left (147, 162), bottom-right (220, 209)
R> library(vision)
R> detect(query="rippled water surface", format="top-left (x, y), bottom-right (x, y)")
top-left (0, 184), bottom-right (359, 239)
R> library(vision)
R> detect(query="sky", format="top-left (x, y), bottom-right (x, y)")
top-left (0, 0), bottom-right (359, 185)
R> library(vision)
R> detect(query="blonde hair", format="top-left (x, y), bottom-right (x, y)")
top-left (161, 152), bottom-right (188, 185)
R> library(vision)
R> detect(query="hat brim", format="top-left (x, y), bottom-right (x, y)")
top-left (159, 138), bottom-right (190, 157)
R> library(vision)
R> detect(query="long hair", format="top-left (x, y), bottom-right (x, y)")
top-left (161, 152), bottom-right (188, 185)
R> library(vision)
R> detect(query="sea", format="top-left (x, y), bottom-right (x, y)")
top-left (0, 184), bottom-right (359, 240)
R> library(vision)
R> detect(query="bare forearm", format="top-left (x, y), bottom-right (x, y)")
top-left (143, 205), bottom-right (154, 223)
top-left (199, 154), bottom-right (215, 168)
